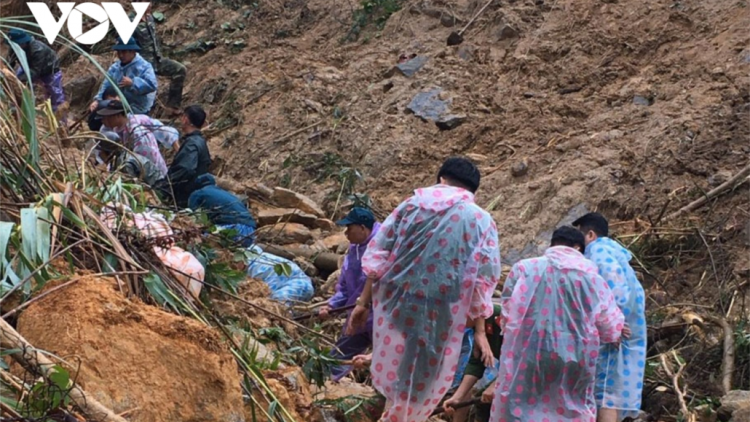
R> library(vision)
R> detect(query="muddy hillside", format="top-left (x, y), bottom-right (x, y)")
top-left (70, 0), bottom-right (750, 264)
top-left (0, 0), bottom-right (748, 420)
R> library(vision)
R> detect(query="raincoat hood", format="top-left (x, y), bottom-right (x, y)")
top-left (413, 184), bottom-right (476, 213)
top-left (587, 237), bottom-right (633, 267)
top-left (194, 173), bottom-right (216, 189)
top-left (545, 245), bottom-right (598, 274)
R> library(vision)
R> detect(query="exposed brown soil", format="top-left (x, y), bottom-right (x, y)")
top-left (9, 0), bottom-right (750, 419)
top-left (16, 275), bottom-right (245, 422)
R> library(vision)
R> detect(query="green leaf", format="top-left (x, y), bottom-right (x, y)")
top-left (0, 222), bottom-right (19, 291)
top-left (102, 252), bottom-right (120, 274)
top-left (49, 365), bottom-right (70, 390)
top-left (273, 263), bottom-right (292, 277)
top-left (152, 11), bottom-right (165, 22)
top-left (143, 272), bottom-right (183, 311)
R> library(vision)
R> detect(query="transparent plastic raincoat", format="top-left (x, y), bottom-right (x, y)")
top-left (490, 246), bottom-right (624, 422)
top-left (585, 237), bottom-right (647, 418)
top-left (361, 185), bottom-right (501, 422)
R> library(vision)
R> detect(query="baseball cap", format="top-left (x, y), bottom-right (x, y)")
top-left (336, 207), bottom-right (375, 229)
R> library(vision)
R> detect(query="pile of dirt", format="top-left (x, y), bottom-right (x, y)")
top-left (16, 275), bottom-right (245, 422)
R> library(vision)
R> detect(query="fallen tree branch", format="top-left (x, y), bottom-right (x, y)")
top-left (664, 163), bottom-right (750, 222)
top-left (660, 351), bottom-right (695, 422)
top-left (0, 318), bottom-right (127, 422)
top-left (704, 315), bottom-right (735, 394)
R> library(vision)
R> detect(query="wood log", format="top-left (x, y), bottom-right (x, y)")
top-left (0, 317), bottom-right (127, 422)
top-left (664, 163), bottom-right (750, 222)
top-left (259, 243), bottom-right (342, 272)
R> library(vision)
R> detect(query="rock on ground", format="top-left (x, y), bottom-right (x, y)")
top-left (255, 207), bottom-right (319, 228)
top-left (256, 222), bottom-right (315, 244)
top-left (718, 390), bottom-right (750, 421)
top-left (271, 187), bottom-right (325, 217)
top-left (16, 275), bottom-right (245, 422)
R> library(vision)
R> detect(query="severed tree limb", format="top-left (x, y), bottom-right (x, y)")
top-left (0, 318), bottom-right (127, 422)
top-left (660, 351), bottom-right (696, 422)
top-left (704, 315), bottom-right (735, 395)
top-left (664, 163), bottom-right (750, 222)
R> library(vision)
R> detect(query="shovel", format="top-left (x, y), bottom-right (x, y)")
top-left (447, 0), bottom-right (496, 46)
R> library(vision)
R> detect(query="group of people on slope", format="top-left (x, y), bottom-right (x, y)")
top-left (3, 3), bottom-right (184, 119)
top-left (321, 157), bottom-right (646, 422)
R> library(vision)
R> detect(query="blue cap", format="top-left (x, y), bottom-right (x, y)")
top-left (336, 207), bottom-right (375, 229)
top-left (7, 29), bottom-right (32, 45)
top-left (113, 37), bottom-right (140, 51)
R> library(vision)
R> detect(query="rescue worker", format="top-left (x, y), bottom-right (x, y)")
top-left (90, 37), bottom-right (157, 115)
top-left (4, 29), bottom-right (66, 112)
top-left (131, 4), bottom-right (186, 114)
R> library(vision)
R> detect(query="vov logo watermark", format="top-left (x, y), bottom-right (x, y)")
top-left (27, 2), bottom-right (150, 45)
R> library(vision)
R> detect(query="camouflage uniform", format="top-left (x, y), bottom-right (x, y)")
top-left (132, 14), bottom-right (186, 109)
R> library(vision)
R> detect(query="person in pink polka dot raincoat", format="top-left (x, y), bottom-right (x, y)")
top-left (347, 157), bottom-right (501, 422)
top-left (489, 226), bottom-right (628, 422)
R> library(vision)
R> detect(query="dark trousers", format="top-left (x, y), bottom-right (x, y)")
top-left (329, 330), bottom-right (372, 382)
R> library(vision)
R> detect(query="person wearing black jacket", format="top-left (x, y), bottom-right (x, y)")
top-left (162, 105), bottom-right (211, 207)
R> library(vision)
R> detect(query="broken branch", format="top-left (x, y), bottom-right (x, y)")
top-left (704, 315), bottom-right (735, 394)
top-left (664, 163), bottom-right (750, 222)
top-left (660, 351), bottom-right (695, 422)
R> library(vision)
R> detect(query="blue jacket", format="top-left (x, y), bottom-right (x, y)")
top-left (96, 53), bottom-right (157, 114)
top-left (187, 174), bottom-right (256, 228)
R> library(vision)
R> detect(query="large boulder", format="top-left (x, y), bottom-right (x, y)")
top-left (255, 207), bottom-right (318, 228)
top-left (718, 390), bottom-right (750, 421)
top-left (322, 233), bottom-right (349, 253)
top-left (17, 275), bottom-right (245, 422)
top-left (271, 187), bottom-right (325, 217)
top-left (257, 222), bottom-right (314, 245)
top-left (63, 74), bottom-right (99, 107)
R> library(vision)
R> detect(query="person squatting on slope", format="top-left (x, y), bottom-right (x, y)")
top-left (443, 303), bottom-right (504, 422)
top-left (488, 226), bottom-right (628, 422)
top-left (131, 4), bottom-right (187, 114)
top-left (95, 130), bottom-right (164, 187)
top-left (188, 174), bottom-right (257, 247)
top-left (319, 207), bottom-right (381, 382)
top-left (347, 157), bottom-right (501, 422)
top-left (573, 213), bottom-right (647, 422)
top-left (90, 86), bottom-right (180, 153)
top-left (4, 29), bottom-right (66, 112)
top-left (90, 37), bottom-right (157, 116)
top-left (161, 105), bottom-right (211, 208)
top-left (96, 100), bottom-right (168, 178)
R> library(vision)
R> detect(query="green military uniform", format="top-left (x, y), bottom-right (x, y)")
top-left (464, 304), bottom-right (503, 422)
top-left (131, 13), bottom-right (186, 109)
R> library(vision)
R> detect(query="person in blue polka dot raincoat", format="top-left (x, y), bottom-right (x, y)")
top-left (573, 213), bottom-right (647, 422)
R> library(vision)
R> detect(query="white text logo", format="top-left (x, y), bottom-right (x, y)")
top-left (28, 2), bottom-right (150, 45)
